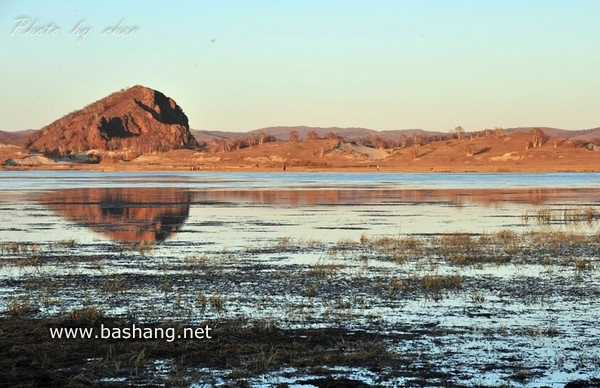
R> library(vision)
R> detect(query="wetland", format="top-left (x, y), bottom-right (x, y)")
top-left (1, 172), bottom-right (600, 387)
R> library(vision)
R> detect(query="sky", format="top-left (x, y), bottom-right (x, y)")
top-left (1, 0), bottom-right (599, 132)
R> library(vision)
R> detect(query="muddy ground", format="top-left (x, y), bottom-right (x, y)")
top-left (2, 225), bottom-right (600, 387)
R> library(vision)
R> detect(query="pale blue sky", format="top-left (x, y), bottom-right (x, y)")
top-left (1, 1), bottom-right (599, 132)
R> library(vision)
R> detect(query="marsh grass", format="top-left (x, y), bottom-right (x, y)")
top-left (272, 236), bottom-right (293, 251)
top-left (430, 232), bottom-right (490, 265)
top-left (388, 277), bottom-right (411, 298)
top-left (4, 295), bottom-right (39, 317)
top-left (115, 240), bottom-right (155, 255)
top-left (369, 235), bottom-right (424, 263)
top-left (523, 206), bottom-right (598, 225)
top-left (524, 228), bottom-right (596, 257)
top-left (575, 259), bottom-right (593, 271)
top-left (306, 282), bottom-right (318, 297)
top-left (332, 238), bottom-right (359, 253)
top-left (197, 292), bottom-right (208, 310)
top-left (564, 206), bottom-right (597, 223)
top-left (101, 274), bottom-right (128, 295)
top-left (420, 274), bottom-right (462, 293)
top-left (209, 292), bottom-right (226, 311)
top-left (137, 241), bottom-right (155, 256)
top-left (492, 229), bottom-right (520, 255)
top-left (0, 241), bottom-right (40, 255)
top-left (183, 254), bottom-right (209, 270)
top-left (308, 259), bottom-right (342, 278)
top-left (69, 306), bottom-right (104, 325)
top-left (246, 236), bottom-right (310, 254)
top-left (471, 292), bottom-right (485, 304)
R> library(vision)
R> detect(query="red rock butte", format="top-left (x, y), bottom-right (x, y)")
top-left (20, 85), bottom-right (197, 157)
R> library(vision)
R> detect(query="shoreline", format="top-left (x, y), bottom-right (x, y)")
top-left (4, 134), bottom-right (600, 173)
top-left (3, 163), bottom-right (600, 173)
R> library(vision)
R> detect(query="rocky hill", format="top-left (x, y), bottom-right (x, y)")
top-left (20, 85), bottom-right (197, 157)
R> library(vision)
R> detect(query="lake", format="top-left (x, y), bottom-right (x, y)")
top-left (1, 171), bottom-right (600, 386)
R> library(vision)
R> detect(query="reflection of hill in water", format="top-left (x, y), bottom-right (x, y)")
top-left (41, 188), bottom-right (190, 242)
top-left (39, 186), bottom-right (598, 243)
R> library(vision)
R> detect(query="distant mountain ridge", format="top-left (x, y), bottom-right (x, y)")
top-left (191, 125), bottom-right (600, 143)
top-left (190, 126), bottom-right (446, 143)
top-left (0, 129), bottom-right (36, 144)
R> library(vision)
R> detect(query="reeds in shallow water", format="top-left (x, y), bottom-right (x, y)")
top-left (522, 206), bottom-right (598, 225)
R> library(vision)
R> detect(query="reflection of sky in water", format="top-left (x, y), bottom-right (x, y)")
top-left (0, 171), bottom-right (599, 245)
top-left (1, 171), bottom-right (600, 190)
top-left (182, 202), bottom-right (520, 250)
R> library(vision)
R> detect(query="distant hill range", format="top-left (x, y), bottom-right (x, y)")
top-left (4, 126), bottom-right (600, 147)
top-left (190, 126), bottom-right (600, 143)
top-left (190, 126), bottom-right (442, 142)
top-left (0, 129), bottom-right (36, 144)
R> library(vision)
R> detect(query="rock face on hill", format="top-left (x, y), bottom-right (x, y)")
top-left (20, 85), bottom-right (197, 156)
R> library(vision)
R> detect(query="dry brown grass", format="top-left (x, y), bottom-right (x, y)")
top-left (69, 306), bottom-right (104, 325)
top-left (307, 259), bottom-right (343, 278)
top-left (0, 316), bottom-right (402, 387)
top-left (4, 295), bottom-right (39, 317)
top-left (101, 274), bottom-right (128, 295)
top-left (420, 274), bottom-right (463, 293)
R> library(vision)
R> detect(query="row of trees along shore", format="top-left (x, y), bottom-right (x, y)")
top-left (204, 127), bottom-right (560, 153)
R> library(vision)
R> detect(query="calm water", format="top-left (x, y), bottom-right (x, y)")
top-left (1, 171), bottom-right (599, 245)
top-left (1, 171), bottom-right (600, 190)
top-left (2, 172), bottom-right (600, 386)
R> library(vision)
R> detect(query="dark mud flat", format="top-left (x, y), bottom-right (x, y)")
top-left (2, 317), bottom-right (599, 388)
top-left (0, 316), bottom-right (444, 387)
top-left (2, 225), bottom-right (600, 387)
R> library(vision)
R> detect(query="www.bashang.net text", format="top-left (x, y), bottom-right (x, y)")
top-left (49, 324), bottom-right (212, 342)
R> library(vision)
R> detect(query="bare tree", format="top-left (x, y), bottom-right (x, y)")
top-left (399, 134), bottom-right (409, 148)
top-left (531, 128), bottom-right (545, 148)
top-left (413, 134), bottom-right (424, 146)
top-left (466, 143), bottom-right (475, 157)
top-left (325, 132), bottom-right (341, 141)
top-left (289, 130), bottom-right (299, 142)
top-left (373, 135), bottom-right (386, 150)
top-left (410, 143), bottom-right (421, 160)
top-left (455, 126), bottom-right (464, 140)
top-left (306, 130), bottom-right (319, 141)
top-left (248, 134), bottom-right (258, 147)
top-left (385, 139), bottom-right (397, 149)
top-left (210, 138), bottom-right (226, 153)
